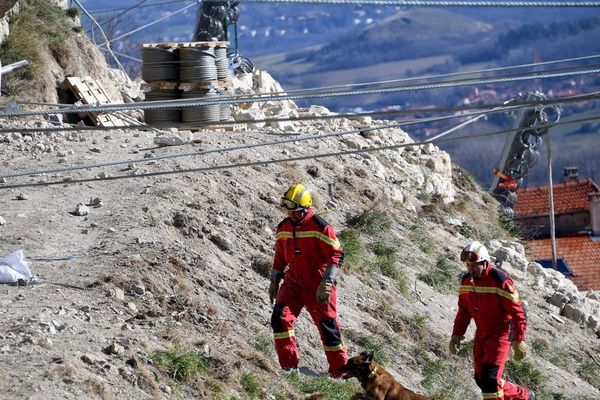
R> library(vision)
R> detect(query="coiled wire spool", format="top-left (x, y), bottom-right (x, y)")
top-left (215, 46), bottom-right (229, 80)
top-left (142, 48), bottom-right (179, 82)
top-left (217, 88), bottom-right (232, 121)
top-left (181, 89), bottom-right (220, 124)
top-left (144, 89), bottom-right (181, 124)
top-left (179, 47), bottom-right (218, 82)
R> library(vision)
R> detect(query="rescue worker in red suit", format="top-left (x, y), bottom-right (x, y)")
top-left (268, 183), bottom-right (348, 377)
top-left (449, 241), bottom-right (534, 400)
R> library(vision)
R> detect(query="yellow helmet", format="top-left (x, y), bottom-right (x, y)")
top-left (280, 183), bottom-right (312, 211)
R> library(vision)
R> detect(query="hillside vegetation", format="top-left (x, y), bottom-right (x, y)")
top-left (0, 2), bottom-right (599, 400)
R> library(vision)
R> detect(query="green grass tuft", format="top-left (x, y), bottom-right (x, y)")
top-left (151, 349), bottom-right (209, 383)
top-left (418, 256), bottom-right (462, 294)
top-left (0, 0), bottom-right (74, 93)
top-left (240, 371), bottom-right (261, 399)
top-left (351, 209), bottom-right (392, 235)
top-left (504, 360), bottom-right (546, 394)
top-left (285, 373), bottom-right (360, 400)
top-left (338, 229), bottom-right (367, 271)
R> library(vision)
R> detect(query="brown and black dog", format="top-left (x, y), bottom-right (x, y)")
top-left (339, 352), bottom-right (430, 400)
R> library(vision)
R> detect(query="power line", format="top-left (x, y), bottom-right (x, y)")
top-left (88, 0), bottom-right (193, 14)
top-left (276, 54), bottom-right (600, 96)
top-left (97, 3), bottom-right (196, 46)
top-left (218, 0), bottom-right (600, 6)
top-left (1, 114), bottom-right (598, 190)
top-left (1, 90), bottom-right (597, 140)
top-left (1, 65), bottom-right (600, 117)
top-left (0, 100), bottom-right (533, 179)
top-left (98, 0), bottom-right (152, 26)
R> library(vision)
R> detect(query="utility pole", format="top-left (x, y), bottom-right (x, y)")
top-left (545, 134), bottom-right (558, 270)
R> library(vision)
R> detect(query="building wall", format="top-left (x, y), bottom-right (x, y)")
top-left (0, 0), bottom-right (17, 17)
top-left (515, 211), bottom-right (591, 238)
top-left (592, 199), bottom-right (600, 236)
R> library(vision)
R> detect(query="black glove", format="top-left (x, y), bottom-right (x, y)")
top-left (268, 269), bottom-right (284, 304)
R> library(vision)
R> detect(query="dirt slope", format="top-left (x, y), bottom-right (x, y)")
top-left (0, 2), bottom-right (599, 400)
top-left (0, 108), bottom-right (599, 400)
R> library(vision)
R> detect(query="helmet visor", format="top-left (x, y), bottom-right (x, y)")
top-left (460, 250), bottom-right (479, 263)
top-left (280, 197), bottom-right (303, 211)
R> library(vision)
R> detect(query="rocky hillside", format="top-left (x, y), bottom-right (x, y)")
top-left (0, 2), bottom-right (599, 400)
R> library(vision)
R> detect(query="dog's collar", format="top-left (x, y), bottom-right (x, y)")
top-left (368, 366), bottom-right (378, 380)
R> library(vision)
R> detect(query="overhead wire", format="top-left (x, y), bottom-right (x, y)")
top-left (1, 92), bottom-right (597, 179)
top-left (1, 90), bottom-right (598, 137)
top-left (1, 64), bottom-right (600, 118)
top-left (87, 0), bottom-right (600, 7)
top-left (211, 0), bottom-right (600, 6)
top-left (273, 53), bottom-right (600, 96)
top-left (97, 3), bottom-right (197, 47)
top-left (88, 0), bottom-right (194, 14)
top-left (1, 114), bottom-right (599, 190)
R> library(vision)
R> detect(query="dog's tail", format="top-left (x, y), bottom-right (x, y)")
top-left (304, 393), bottom-right (324, 400)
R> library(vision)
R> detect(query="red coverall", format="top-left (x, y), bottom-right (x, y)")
top-left (452, 262), bottom-right (529, 400)
top-left (271, 207), bottom-right (348, 377)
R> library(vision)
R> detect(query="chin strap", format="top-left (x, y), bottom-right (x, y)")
top-left (367, 366), bottom-right (378, 380)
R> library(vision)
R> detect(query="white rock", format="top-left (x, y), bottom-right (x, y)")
top-left (154, 131), bottom-right (193, 147)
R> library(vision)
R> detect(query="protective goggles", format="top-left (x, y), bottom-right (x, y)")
top-left (280, 197), bottom-right (303, 211)
top-left (460, 251), bottom-right (480, 263)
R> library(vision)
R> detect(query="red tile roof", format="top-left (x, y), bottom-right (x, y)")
top-left (527, 235), bottom-right (600, 291)
top-left (514, 179), bottom-right (600, 217)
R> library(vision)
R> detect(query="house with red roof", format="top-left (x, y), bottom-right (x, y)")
top-left (513, 167), bottom-right (600, 291)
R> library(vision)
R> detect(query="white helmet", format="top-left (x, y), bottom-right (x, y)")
top-left (460, 241), bottom-right (490, 263)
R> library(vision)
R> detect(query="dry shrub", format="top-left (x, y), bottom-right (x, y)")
top-left (237, 347), bottom-right (275, 372)
top-left (172, 276), bottom-right (195, 297)
top-left (281, 164), bottom-right (305, 183)
top-left (205, 303), bottom-right (218, 316)
top-left (168, 256), bottom-right (189, 275)
top-left (137, 365), bottom-right (161, 398)
top-left (85, 378), bottom-right (112, 400)
top-left (250, 255), bottom-right (272, 278)
top-left (103, 272), bottom-right (129, 288)
top-left (142, 274), bottom-right (168, 297)
top-left (43, 364), bottom-right (75, 381)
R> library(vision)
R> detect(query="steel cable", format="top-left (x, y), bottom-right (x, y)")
top-left (181, 89), bottom-right (221, 123)
top-left (144, 89), bottom-right (182, 124)
top-left (215, 46), bottom-right (230, 80)
top-left (4, 91), bottom-right (598, 135)
top-left (0, 96), bottom-right (594, 180)
top-left (141, 47), bottom-right (179, 81)
top-left (2, 65), bottom-right (600, 118)
top-left (179, 47), bottom-right (218, 82)
top-left (1, 114), bottom-right (599, 190)
top-left (215, 0), bottom-right (600, 6)
top-left (218, 88), bottom-right (233, 121)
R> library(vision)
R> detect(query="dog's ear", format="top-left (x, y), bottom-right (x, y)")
top-left (365, 352), bottom-right (374, 363)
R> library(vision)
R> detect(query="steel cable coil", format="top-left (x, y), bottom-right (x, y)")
top-left (218, 88), bottom-right (232, 121)
top-left (142, 48), bottom-right (179, 82)
top-left (179, 47), bottom-right (218, 82)
top-left (215, 46), bottom-right (229, 80)
top-left (144, 89), bottom-right (181, 124)
top-left (181, 89), bottom-right (220, 124)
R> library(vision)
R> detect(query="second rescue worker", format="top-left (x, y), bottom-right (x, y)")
top-left (269, 183), bottom-right (348, 378)
top-left (449, 241), bottom-right (533, 400)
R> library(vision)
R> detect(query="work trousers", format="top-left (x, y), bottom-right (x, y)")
top-left (473, 333), bottom-right (529, 400)
top-left (271, 281), bottom-right (348, 377)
